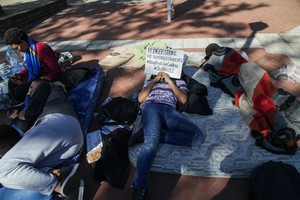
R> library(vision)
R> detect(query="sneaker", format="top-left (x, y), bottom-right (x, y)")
top-left (132, 188), bottom-right (147, 200)
top-left (280, 64), bottom-right (300, 82)
top-left (269, 69), bottom-right (288, 80)
top-left (59, 163), bottom-right (82, 197)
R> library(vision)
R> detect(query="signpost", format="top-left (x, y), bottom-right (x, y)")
top-left (145, 46), bottom-right (185, 79)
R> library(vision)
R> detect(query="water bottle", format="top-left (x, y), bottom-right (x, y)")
top-left (6, 45), bottom-right (24, 74)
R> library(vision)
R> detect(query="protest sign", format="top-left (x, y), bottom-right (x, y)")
top-left (145, 46), bottom-right (185, 79)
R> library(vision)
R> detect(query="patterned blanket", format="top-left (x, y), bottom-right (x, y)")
top-left (129, 55), bottom-right (300, 178)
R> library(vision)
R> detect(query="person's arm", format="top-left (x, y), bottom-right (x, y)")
top-left (20, 81), bottom-right (51, 124)
top-left (138, 75), bottom-right (162, 103)
top-left (36, 42), bottom-right (61, 81)
top-left (160, 72), bottom-right (188, 104)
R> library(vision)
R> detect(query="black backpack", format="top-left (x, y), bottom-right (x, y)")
top-left (101, 97), bottom-right (139, 124)
top-left (249, 161), bottom-right (300, 200)
top-left (94, 128), bottom-right (132, 188)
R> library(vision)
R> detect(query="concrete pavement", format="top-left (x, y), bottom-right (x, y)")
top-left (0, 0), bottom-right (299, 66)
top-left (0, 0), bottom-right (300, 199)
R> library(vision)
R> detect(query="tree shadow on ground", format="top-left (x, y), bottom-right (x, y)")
top-left (174, 0), bottom-right (206, 18)
top-left (26, 0), bottom-right (270, 41)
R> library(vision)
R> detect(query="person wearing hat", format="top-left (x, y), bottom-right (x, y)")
top-left (201, 43), bottom-right (300, 155)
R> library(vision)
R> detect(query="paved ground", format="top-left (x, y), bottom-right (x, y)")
top-left (1, 0), bottom-right (300, 199)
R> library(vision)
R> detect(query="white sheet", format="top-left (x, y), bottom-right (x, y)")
top-left (129, 55), bottom-right (300, 178)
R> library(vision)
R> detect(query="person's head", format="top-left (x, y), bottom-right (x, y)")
top-left (205, 43), bottom-right (220, 57)
top-left (0, 124), bottom-right (22, 159)
top-left (4, 27), bottom-right (29, 52)
top-left (28, 79), bottom-right (50, 97)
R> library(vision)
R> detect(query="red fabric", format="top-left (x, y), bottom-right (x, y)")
top-left (35, 41), bottom-right (61, 81)
top-left (234, 89), bottom-right (244, 107)
top-left (252, 73), bottom-right (277, 113)
top-left (218, 52), bottom-right (248, 75)
top-left (18, 41), bottom-right (61, 81)
top-left (251, 112), bottom-right (271, 136)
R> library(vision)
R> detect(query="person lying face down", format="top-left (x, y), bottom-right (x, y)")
top-left (0, 79), bottom-right (84, 197)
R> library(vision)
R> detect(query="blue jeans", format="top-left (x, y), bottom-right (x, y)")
top-left (131, 102), bottom-right (204, 190)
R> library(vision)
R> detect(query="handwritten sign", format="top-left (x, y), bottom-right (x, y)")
top-left (145, 46), bottom-right (185, 79)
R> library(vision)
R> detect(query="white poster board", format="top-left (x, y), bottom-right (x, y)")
top-left (145, 46), bottom-right (185, 79)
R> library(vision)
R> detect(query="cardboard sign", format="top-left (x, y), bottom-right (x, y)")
top-left (145, 46), bottom-right (185, 79)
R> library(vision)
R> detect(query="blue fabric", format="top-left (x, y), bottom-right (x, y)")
top-left (24, 39), bottom-right (41, 81)
top-left (68, 66), bottom-right (105, 136)
top-left (0, 187), bottom-right (53, 200)
top-left (131, 102), bottom-right (204, 190)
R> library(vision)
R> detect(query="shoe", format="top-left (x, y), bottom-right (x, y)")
top-left (273, 128), bottom-right (297, 155)
top-left (280, 64), bottom-right (300, 82)
top-left (269, 69), bottom-right (288, 80)
top-left (132, 188), bottom-right (147, 200)
top-left (59, 163), bottom-right (82, 197)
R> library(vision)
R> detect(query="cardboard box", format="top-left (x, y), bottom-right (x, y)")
top-left (99, 47), bottom-right (135, 68)
top-left (119, 55), bottom-right (145, 69)
top-left (86, 130), bottom-right (102, 163)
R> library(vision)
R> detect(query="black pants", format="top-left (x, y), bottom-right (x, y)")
top-left (8, 79), bottom-right (32, 104)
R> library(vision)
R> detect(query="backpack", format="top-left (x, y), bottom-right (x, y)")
top-left (101, 97), bottom-right (139, 124)
top-left (94, 128), bottom-right (132, 188)
top-left (57, 67), bottom-right (98, 91)
top-left (177, 73), bottom-right (213, 115)
top-left (249, 161), bottom-right (300, 200)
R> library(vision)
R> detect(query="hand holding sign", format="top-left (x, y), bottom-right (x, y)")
top-left (156, 71), bottom-right (171, 83)
top-left (145, 46), bottom-right (185, 79)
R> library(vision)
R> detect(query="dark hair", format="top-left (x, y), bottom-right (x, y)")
top-left (205, 43), bottom-right (220, 56)
top-left (4, 27), bottom-right (28, 45)
top-left (0, 125), bottom-right (22, 158)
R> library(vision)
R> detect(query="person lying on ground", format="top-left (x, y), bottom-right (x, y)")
top-left (131, 71), bottom-right (204, 200)
top-left (201, 43), bottom-right (300, 154)
top-left (7, 78), bottom-right (78, 133)
top-left (4, 27), bottom-right (61, 104)
top-left (0, 79), bottom-right (83, 197)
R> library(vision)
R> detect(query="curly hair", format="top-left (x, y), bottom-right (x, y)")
top-left (4, 27), bottom-right (28, 45)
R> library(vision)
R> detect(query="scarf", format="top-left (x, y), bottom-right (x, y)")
top-left (24, 39), bottom-right (41, 81)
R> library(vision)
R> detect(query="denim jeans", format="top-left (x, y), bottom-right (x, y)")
top-left (131, 102), bottom-right (204, 190)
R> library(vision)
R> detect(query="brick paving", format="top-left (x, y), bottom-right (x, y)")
top-left (0, 0), bottom-right (300, 199)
